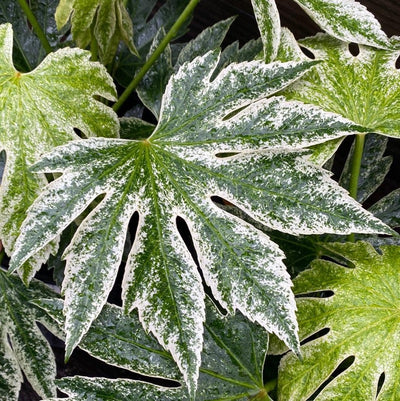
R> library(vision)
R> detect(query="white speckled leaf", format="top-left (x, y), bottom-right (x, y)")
top-left (293, 0), bottom-right (390, 48)
top-left (0, 268), bottom-right (59, 400)
top-left (10, 52), bottom-right (390, 396)
top-left (278, 242), bottom-right (400, 400)
top-left (279, 33), bottom-right (400, 137)
top-left (55, 0), bottom-right (138, 64)
top-left (40, 298), bottom-right (272, 401)
top-left (251, 0), bottom-right (280, 62)
top-left (35, 298), bottom-right (182, 380)
top-left (0, 23), bottom-right (118, 283)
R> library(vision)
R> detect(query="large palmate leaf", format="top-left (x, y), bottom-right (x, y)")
top-left (0, 23), bottom-right (118, 282)
top-left (41, 299), bottom-right (272, 401)
top-left (277, 242), bottom-right (400, 400)
top-left (55, 0), bottom-right (138, 64)
top-left (10, 51), bottom-right (391, 395)
top-left (0, 268), bottom-right (59, 400)
top-left (279, 33), bottom-right (400, 137)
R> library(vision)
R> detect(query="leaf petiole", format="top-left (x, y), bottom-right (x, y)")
top-left (348, 133), bottom-right (366, 241)
top-left (16, 0), bottom-right (52, 55)
top-left (112, 0), bottom-right (201, 112)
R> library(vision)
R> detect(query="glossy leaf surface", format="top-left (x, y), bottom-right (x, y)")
top-left (10, 51), bottom-right (390, 395)
top-left (0, 23), bottom-right (118, 282)
top-left (278, 242), bottom-right (400, 400)
top-left (41, 299), bottom-right (271, 400)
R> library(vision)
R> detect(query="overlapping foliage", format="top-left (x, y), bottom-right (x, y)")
top-left (0, 0), bottom-right (399, 400)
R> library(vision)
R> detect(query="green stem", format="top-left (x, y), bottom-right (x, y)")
top-left (348, 133), bottom-right (366, 242)
top-left (17, 0), bottom-right (52, 54)
top-left (112, 0), bottom-right (201, 112)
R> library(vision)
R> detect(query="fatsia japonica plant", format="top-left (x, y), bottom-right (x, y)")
top-left (1, 0), bottom-right (400, 399)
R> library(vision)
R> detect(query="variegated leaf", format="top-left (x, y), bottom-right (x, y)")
top-left (0, 268), bottom-right (59, 400)
top-left (292, 0), bottom-right (390, 48)
top-left (55, 0), bottom-right (138, 64)
top-left (40, 298), bottom-right (272, 400)
top-left (251, 0), bottom-right (280, 62)
top-left (279, 33), bottom-right (400, 137)
top-left (138, 18), bottom-right (235, 119)
top-left (35, 298), bottom-right (181, 380)
top-left (10, 52), bottom-right (390, 395)
top-left (0, 23), bottom-right (118, 282)
top-left (278, 242), bottom-right (400, 401)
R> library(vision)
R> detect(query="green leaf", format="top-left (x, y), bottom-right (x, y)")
top-left (10, 52), bottom-right (390, 394)
top-left (40, 299), bottom-right (271, 400)
top-left (0, 268), bottom-right (59, 400)
top-left (369, 188), bottom-right (400, 228)
top-left (279, 34), bottom-right (400, 136)
top-left (0, 23), bottom-right (118, 282)
top-left (137, 28), bottom-right (173, 119)
top-left (116, 0), bottom-right (190, 88)
top-left (278, 241), bottom-right (400, 400)
top-left (0, 0), bottom-right (72, 71)
top-left (55, 0), bottom-right (138, 64)
top-left (292, 0), bottom-right (390, 48)
top-left (251, 0), bottom-right (280, 62)
top-left (176, 17), bottom-right (235, 69)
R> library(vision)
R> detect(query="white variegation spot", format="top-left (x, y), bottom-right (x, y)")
top-left (11, 51), bottom-right (391, 395)
top-left (0, 23), bottom-right (118, 281)
top-left (293, 0), bottom-right (390, 48)
top-left (251, 0), bottom-right (281, 62)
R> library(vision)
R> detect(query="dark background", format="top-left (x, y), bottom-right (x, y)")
top-left (19, 0), bottom-right (400, 399)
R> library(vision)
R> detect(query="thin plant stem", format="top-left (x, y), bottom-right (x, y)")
top-left (17, 0), bottom-right (52, 54)
top-left (112, 0), bottom-right (201, 112)
top-left (348, 133), bottom-right (366, 242)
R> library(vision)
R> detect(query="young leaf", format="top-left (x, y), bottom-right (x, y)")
top-left (40, 299), bottom-right (272, 400)
top-left (0, 268), bottom-right (59, 400)
top-left (0, 23), bottom-right (118, 282)
top-left (0, 0), bottom-right (72, 71)
top-left (280, 34), bottom-right (400, 137)
top-left (10, 52), bottom-right (390, 395)
top-left (251, 0), bottom-right (280, 62)
top-left (278, 241), bottom-right (400, 400)
top-left (292, 0), bottom-right (390, 48)
top-left (55, 0), bottom-right (138, 64)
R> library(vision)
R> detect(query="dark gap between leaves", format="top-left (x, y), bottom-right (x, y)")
top-left (300, 328), bottom-right (330, 346)
top-left (396, 55), bottom-right (400, 70)
top-left (320, 254), bottom-right (355, 269)
top-left (108, 211), bottom-right (139, 307)
top-left (296, 290), bottom-right (334, 299)
top-left (175, 216), bottom-right (227, 314)
top-left (299, 46), bottom-right (315, 59)
top-left (306, 355), bottom-right (355, 400)
top-left (348, 42), bottom-right (360, 57)
top-left (376, 372), bottom-right (385, 398)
